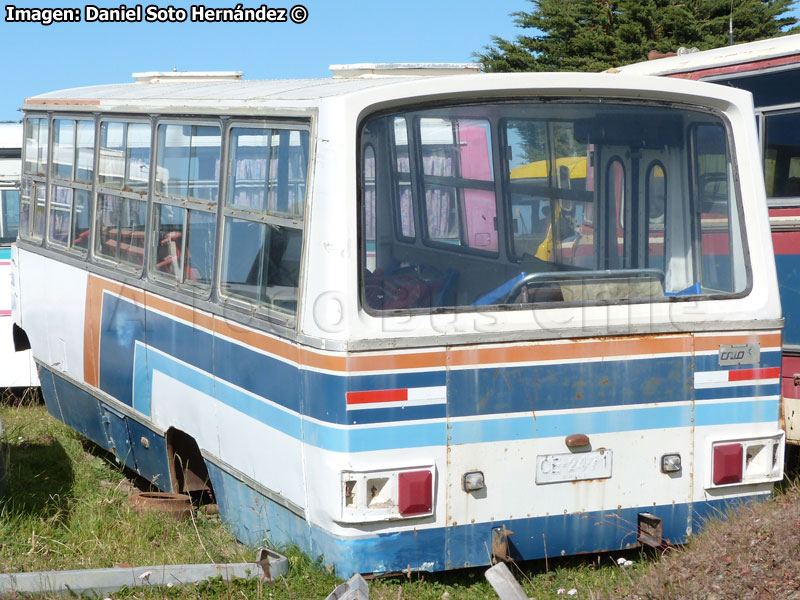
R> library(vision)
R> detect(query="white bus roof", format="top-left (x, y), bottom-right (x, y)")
top-left (616, 33), bottom-right (800, 76)
top-left (0, 123), bottom-right (21, 150)
top-left (22, 70), bottom-right (754, 115)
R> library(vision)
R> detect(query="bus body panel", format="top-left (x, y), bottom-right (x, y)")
top-left (14, 72), bottom-right (784, 576)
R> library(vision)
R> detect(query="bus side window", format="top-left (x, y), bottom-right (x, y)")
top-left (21, 116), bottom-right (48, 242)
top-left (764, 111), bottom-right (800, 199)
top-left (48, 118), bottom-right (94, 255)
top-left (95, 121), bottom-right (151, 267)
top-left (221, 126), bottom-right (309, 317)
top-left (151, 123), bottom-right (220, 289)
top-left (23, 117), bottom-right (48, 178)
top-left (692, 123), bottom-right (745, 293)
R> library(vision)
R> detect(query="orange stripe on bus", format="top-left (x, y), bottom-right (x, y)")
top-left (447, 335), bottom-right (694, 367)
top-left (83, 275), bottom-right (782, 378)
top-left (694, 333), bottom-right (781, 352)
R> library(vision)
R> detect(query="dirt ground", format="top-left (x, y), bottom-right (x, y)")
top-left (612, 483), bottom-right (800, 600)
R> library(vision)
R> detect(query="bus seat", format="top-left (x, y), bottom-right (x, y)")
top-left (364, 263), bottom-right (458, 310)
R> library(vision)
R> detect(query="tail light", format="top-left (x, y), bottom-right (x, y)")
top-left (707, 432), bottom-right (784, 488)
top-left (340, 466), bottom-right (435, 523)
top-left (398, 471), bottom-right (433, 516)
top-left (712, 443), bottom-right (743, 485)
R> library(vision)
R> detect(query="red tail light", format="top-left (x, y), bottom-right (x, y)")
top-left (713, 443), bottom-right (743, 485)
top-left (398, 470), bottom-right (432, 516)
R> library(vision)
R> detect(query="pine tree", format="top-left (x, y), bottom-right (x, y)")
top-left (477, 0), bottom-right (798, 72)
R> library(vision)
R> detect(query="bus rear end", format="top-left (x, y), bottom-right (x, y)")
top-left (298, 74), bottom-right (784, 574)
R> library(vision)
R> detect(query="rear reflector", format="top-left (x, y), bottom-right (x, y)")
top-left (713, 443), bottom-right (743, 485)
top-left (398, 470), bottom-right (433, 516)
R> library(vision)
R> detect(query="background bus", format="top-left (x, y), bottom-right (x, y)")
top-left (618, 34), bottom-right (800, 442)
top-left (0, 122), bottom-right (37, 389)
top-left (13, 68), bottom-right (784, 576)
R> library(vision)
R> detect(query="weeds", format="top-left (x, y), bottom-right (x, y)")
top-left (0, 403), bottom-right (252, 575)
top-left (4, 401), bottom-right (797, 599)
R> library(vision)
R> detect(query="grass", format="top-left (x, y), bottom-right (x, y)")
top-left (0, 397), bottom-right (252, 573)
top-left (0, 397), bottom-right (654, 598)
top-left (7, 396), bottom-right (797, 599)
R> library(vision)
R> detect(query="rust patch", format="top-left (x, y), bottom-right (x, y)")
top-left (491, 525), bottom-right (514, 563)
top-left (130, 491), bottom-right (191, 520)
top-left (25, 98), bottom-right (101, 105)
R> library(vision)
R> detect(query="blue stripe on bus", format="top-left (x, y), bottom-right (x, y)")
top-left (131, 345), bottom-right (778, 451)
top-left (449, 399), bottom-right (779, 445)
top-left (0, 247), bottom-right (11, 260)
top-left (99, 293), bottom-right (781, 429)
top-left (42, 363), bottom-right (771, 576)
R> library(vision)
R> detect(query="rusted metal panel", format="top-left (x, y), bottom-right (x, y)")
top-left (638, 512), bottom-right (664, 547)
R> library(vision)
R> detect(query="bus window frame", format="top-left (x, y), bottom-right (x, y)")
top-left (700, 64), bottom-right (800, 209)
top-left (91, 116), bottom-right (153, 275)
top-left (20, 114), bottom-right (49, 245)
top-left (760, 107), bottom-right (800, 206)
top-left (148, 117), bottom-right (222, 298)
top-left (357, 98), bottom-right (753, 317)
top-left (410, 113), bottom-right (501, 258)
top-left (15, 110), bottom-right (315, 345)
top-left (216, 119), bottom-right (312, 328)
top-left (46, 115), bottom-right (95, 257)
top-left (389, 115), bottom-right (417, 243)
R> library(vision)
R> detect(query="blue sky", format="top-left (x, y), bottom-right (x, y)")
top-left (1, 1), bottom-right (798, 122)
top-left (0, 1), bottom-right (526, 121)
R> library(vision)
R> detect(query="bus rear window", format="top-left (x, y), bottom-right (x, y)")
top-left (360, 101), bottom-right (748, 312)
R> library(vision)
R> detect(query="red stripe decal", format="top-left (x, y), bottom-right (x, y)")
top-left (0, 310), bottom-right (10, 316)
top-left (728, 367), bottom-right (780, 382)
top-left (346, 389), bottom-right (408, 405)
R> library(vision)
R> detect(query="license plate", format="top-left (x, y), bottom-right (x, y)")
top-left (535, 449), bottom-right (613, 484)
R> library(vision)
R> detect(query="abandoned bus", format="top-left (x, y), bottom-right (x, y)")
top-left (13, 66), bottom-right (783, 575)
top-left (0, 122), bottom-right (37, 388)
top-left (617, 35), bottom-right (800, 443)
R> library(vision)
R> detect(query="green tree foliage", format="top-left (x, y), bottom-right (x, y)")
top-left (477, 0), bottom-right (798, 72)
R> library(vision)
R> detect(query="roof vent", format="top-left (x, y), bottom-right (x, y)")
top-left (329, 63), bottom-right (483, 79)
top-left (132, 71), bottom-right (243, 84)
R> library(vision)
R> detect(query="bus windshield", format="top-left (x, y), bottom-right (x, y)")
top-left (361, 101), bottom-right (747, 311)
